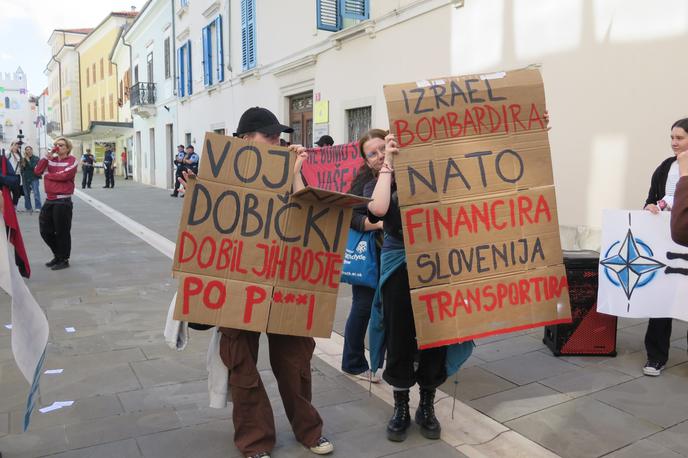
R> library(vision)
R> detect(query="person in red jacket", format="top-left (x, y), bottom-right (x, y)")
top-left (33, 136), bottom-right (77, 270)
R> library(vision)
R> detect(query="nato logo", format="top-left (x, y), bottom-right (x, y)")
top-left (600, 228), bottom-right (665, 300)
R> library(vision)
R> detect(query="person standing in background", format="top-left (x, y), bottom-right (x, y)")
top-left (34, 137), bottom-right (77, 271)
top-left (170, 144), bottom-right (186, 197)
top-left (7, 141), bottom-right (22, 207)
top-left (20, 146), bottom-right (41, 213)
top-left (121, 148), bottom-right (129, 180)
top-left (81, 149), bottom-right (95, 189)
top-left (103, 148), bottom-right (115, 189)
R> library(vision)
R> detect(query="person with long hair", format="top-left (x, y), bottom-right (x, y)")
top-left (341, 129), bottom-right (385, 382)
top-left (642, 117), bottom-right (688, 375)
top-left (365, 133), bottom-right (473, 442)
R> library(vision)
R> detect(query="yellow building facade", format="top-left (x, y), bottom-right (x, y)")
top-left (77, 12), bottom-right (137, 132)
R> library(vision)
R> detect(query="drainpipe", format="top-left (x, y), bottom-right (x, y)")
top-left (171, 0), bottom-right (177, 96)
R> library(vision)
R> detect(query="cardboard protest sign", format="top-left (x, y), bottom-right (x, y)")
top-left (172, 133), bottom-right (366, 337)
top-left (384, 68), bottom-right (571, 348)
top-left (301, 143), bottom-right (363, 192)
top-left (597, 210), bottom-right (688, 321)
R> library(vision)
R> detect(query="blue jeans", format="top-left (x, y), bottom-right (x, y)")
top-left (342, 284), bottom-right (375, 375)
top-left (23, 179), bottom-right (42, 211)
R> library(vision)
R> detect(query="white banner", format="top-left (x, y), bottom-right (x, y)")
top-left (0, 217), bottom-right (50, 430)
top-left (597, 210), bottom-right (688, 321)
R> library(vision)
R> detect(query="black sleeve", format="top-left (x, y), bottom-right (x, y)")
top-left (363, 179), bottom-right (382, 224)
top-left (645, 166), bottom-right (662, 207)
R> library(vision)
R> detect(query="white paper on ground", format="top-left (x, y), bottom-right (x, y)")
top-left (39, 401), bottom-right (74, 413)
top-left (4, 323), bottom-right (11, 329)
top-left (64, 327), bottom-right (76, 333)
top-left (44, 369), bottom-right (64, 374)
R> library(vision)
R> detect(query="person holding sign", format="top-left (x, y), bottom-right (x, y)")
top-left (188, 107), bottom-right (332, 458)
top-left (365, 133), bottom-right (473, 442)
top-left (341, 129), bottom-right (385, 382)
top-left (671, 148), bottom-right (688, 246)
top-left (642, 117), bottom-right (688, 376)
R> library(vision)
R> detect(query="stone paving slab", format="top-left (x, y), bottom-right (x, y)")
top-left (45, 439), bottom-right (143, 458)
top-left (505, 397), bottom-right (662, 458)
top-left (644, 420), bottom-right (688, 456)
top-left (468, 383), bottom-right (571, 423)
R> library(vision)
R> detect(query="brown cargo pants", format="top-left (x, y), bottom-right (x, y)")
top-left (219, 328), bottom-right (323, 456)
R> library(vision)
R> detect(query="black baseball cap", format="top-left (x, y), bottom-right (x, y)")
top-left (316, 135), bottom-right (334, 147)
top-left (234, 107), bottom-right (294, 137)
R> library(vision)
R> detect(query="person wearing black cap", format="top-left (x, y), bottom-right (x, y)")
top-left (315, 135), bottom-right (334, 148)
top-left (216, 107), bottom-right (333, 458)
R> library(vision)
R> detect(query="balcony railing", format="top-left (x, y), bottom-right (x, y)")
top-left (46, 121), bottom-right (61, 135)
top-left (130, 82), bottom-right (156, 107)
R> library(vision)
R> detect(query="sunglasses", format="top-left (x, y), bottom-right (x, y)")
top-left (54, 143), bottom-right (66, 147)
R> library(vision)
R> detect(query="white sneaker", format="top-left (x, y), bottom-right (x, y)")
top-left (354, 370), bottom-right (381, 383)
top-left (309, 436), bottom-right (333, 455)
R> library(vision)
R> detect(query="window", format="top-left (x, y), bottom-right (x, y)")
top-left (100, 58), bottom-right (104, 80)
top-left (202, 16), bottom-right (224, 85)
top-left (164, 37), bottom-right (171, 79)
top-left (180, 0), bottom-right (189, 6)
top-left (86, 68), bottom-right (90, 87)
top-left (134, 65), bottom-right (139, 84)
top-left (92, 63), bottom-right (96, 83)
top-left (147, 52), bottom-right (154, 82)
top-left (241, 0), bottom-right (256, 71)
top-left (317, 0), bottom-right (369, 32)
top-left (347, 106), bottom-right (371, 143)
top-left (124, 69), bottom-right (131, 101)
top-left (178, 40), bottom-right (192, 96)
top-left (185, 132), bottom-right (191, 146)
top-left (109, 94), bottom-right (114, 119)
top-left (101, 97), bottom-right (105, 119)
top-left (109, 61), bottom-right (113, 76)
top-left (87, 103), bottom-right (91, 124)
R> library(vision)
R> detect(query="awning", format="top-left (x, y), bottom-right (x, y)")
top-left (63, 121), bottom-right (134, 142)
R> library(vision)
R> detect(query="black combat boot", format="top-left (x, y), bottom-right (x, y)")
top-left (387, 389), bottom-right (411, 442)
top-left (415, 387), bottom-right (441, 439)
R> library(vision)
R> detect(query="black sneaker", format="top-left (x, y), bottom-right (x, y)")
top-left (45, 258), bottom-right (59, 267)
top-left (643, 360), bottom-right (665, 376)
top-left (170, 193), bottom-right (178, 197)
top-left (246, 453), bottom-right (270, 458)
top-left (51, 260), bottom-right (70, 271)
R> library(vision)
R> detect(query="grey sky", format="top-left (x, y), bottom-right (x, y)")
top-left (0, 0), bottom-right (146, 95)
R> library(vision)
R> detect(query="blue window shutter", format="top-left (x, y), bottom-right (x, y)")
top-left (241, 0), bottom-right (248, 70)
top-left (216, 16), bottom-right (224, 82)
top-left (317, 0), bottom-right (340, 31)
top-left (186, 40), bottom-right (193, 95)
top-left (202, 25), bottom-right (211, 85)
top-left (341, 0), bottom-right (369, 20)
top-left (246, 0), bottom-right (256, 69)
top-left (178, 46), bottom-right (185, 97)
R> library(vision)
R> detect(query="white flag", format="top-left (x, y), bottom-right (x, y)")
top-left (0, 217), bottom-right (50, 430)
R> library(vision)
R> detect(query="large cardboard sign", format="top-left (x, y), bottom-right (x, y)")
top-left (171, 133), bottom-right (364, 337)
top-left (384, 68), bottom-right (571, 348)
top-left (301, 143), bottom-right (363, 193)
top-left (597, 210), bottom-right (688, 321)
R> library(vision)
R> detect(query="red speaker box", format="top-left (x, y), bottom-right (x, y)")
top-left (543, 250), bottom-right (617, 356)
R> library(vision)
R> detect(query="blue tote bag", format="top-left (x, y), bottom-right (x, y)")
top-left (340, 228), bottom-right (378, 289)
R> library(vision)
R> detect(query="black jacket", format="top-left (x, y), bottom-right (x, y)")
top-left (645, 156), bottom-right (677, 207)
top-left (348, 166), bottom-right (376, 232)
